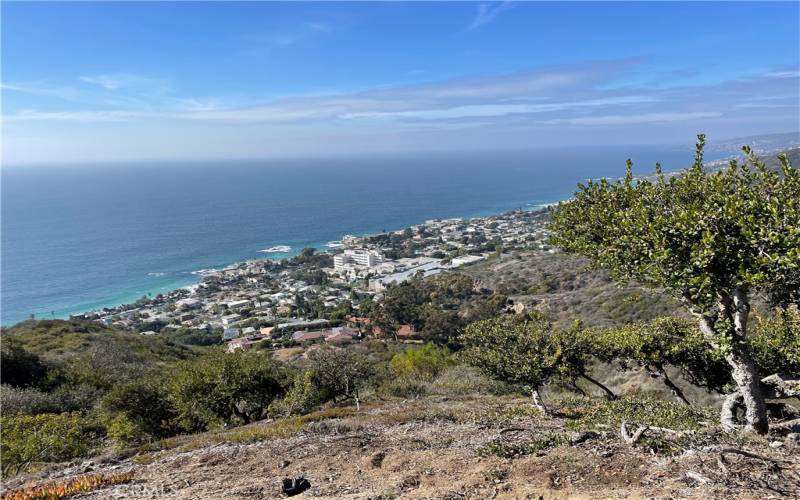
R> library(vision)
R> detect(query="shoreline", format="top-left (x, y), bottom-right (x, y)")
top-left (3, 199), bottom-right (565, 327)
top-left (3, 146), bottom-right (781, 327)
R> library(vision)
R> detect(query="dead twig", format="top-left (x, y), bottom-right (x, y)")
top-left (620, 421), bottom-right (649, 445)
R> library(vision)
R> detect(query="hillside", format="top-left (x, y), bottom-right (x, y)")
top-left (3, 393), bottom-right (798, 499)
top-left (0, 320), bottom-right (197, 363)
top-left (461, 251), bottom-right (685, 329)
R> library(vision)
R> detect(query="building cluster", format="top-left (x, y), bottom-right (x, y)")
top-left (71, 208), bottom-right (552, 350)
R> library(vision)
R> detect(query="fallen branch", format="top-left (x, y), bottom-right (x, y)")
top-left (699, 445), bottom-right (788, 464)
top-left (620, 421), bottom-right (649, 445)
top-left (770, 418), bottom-right (800, 431)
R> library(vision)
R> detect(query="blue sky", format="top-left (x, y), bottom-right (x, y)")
top-left (2, 1), bottom-right (798, 164)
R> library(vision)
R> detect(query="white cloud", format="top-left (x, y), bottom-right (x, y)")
top-left (1, 81), bottom-right (80, 100)
top-left (546, 111), bottom-right (722, 126)
top-left (79, 73), bottom-right (170, 93)
top-left (468, 2), bottom-right (513, 30)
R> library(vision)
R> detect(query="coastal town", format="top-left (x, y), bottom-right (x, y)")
top-left (68, 208), bottom-right (553, 350)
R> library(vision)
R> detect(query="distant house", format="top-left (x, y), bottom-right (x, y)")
top-left (396, 324), bottom-right (418, 339)
top-left (371, 324), bottom-right (418, 340)
top-left (260, 326), bottom-right (275, 337)
top-left (241, 326), bottom-right (256, 336)
top-left (227, 299), bottom-right (252, 311)
top-left (223, 327), bottom-right (240, 340)
top-left (292, 330), bottom-right (326, 342)
top-left (222, 314), bottom-right (241, 326)
top-left (139, 330), bottom-right (157, 336)
top-left (324, 327), bottom-right (359, 343)
top-left (344, 315), bottom-right (371, 328)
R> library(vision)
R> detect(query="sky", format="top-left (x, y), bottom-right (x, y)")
top-left (2, 1), bottom-right (799, 165)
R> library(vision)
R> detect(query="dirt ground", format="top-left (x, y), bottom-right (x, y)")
top-left (5, 396), bottom-right (799, 499)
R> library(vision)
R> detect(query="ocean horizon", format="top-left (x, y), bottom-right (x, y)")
top-left (1, 146), bottom-right (701, 325)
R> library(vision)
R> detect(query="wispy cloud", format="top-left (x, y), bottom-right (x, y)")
top-left (1, 81), bottom-right (81, 100)
top-left (3, 60), bottom-right (797, 144)
top-left (467, 1), bottom-right (513, 30)
top-left (545, 111), bottom-right (722, 126)
top-left (80, 73), bottom-right (170, 93)
top-left (245, 21), bottom-right (332, 49)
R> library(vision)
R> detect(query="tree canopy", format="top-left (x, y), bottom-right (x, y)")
top-left (549, 135), bottom-right (800, 433)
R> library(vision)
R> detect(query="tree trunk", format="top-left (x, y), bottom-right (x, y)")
top-left (580, 373), bottom-right (617, 400)
top-left (530, 387), bottom-right (547, 413)
top-left (645, 366), bottom-right (691, 406)
top-left (724, 351), bottom-right (769, 434)
top-left (697, 288), bottom-right (768, 434)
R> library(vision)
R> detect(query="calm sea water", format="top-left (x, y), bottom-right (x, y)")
top-left (1, 147), bottom-right (696, 325)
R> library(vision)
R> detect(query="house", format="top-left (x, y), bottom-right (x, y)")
top-left (222, 314), bottom-right (242, 326)
top-left (223, 327), bottom-right (240, 340)
top-left (324, 327), bottom-right (359, 343)
top-left (242, 326), bottom-right (256, 336)
top-left (139, 330), bottom-right (157, 336)
top-left (260, 326), bottom-right (275, 337)
top-left (227, 299), bottom-right (252, 311)
top-left (292, 330), bottom-right (326, 342)
top-left (396, 324), bottom-right (418, 339)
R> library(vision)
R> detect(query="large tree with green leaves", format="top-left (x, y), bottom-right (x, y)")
top-left (460, 312), bottom-right (609, 411)
top-left (549, 135), bottom-right (799, 433)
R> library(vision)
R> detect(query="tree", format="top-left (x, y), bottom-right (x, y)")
top-left (167, 351), bottom-right (289, 431)
top-left (307, 346), bottom-right (374, 410)
top-left (594, 317), bottom-right (730, 406)
top-left (460, 312), bottom-right (563, 412)
top-left (549, 135), bottom-right (800, 433)
top-left (101, 379), bottom-right (177, 444)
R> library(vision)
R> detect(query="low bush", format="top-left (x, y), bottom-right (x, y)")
top-left (269, 370), bottom-right (318, 417)
top-left (390, 343), bottom-right (451, 381)
top-left (0, 412), bottom-right (104, 477)
top-left (476, 432), bottom-right (569, 458)
top-left (101, 380), bottom-right (178, 445)
top-left (561, 395), bottom-right (708, 432)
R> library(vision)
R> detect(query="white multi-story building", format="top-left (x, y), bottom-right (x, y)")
top-left (333, 249), bottom-right (384, 272)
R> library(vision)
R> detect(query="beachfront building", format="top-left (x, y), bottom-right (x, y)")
top-left (333, 249), bottom-right (385, 272)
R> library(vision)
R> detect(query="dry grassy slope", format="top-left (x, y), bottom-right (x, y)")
top-left (5, 395), bottom-right (798, 499)
top-left (461, 251), bottom-right (685, 329)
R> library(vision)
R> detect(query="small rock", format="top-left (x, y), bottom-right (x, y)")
top-left (570, 431), bottom-right (598, 445)
top-left (370, 451), bottom-right (386, 468)
top-left (281, 477), bottom-right (311, 497)
top-left (785, 433), bottom-right (800, 443)
top-left (769, 440), bottom-right (784, 448)
top-left (279, 460), bottom-right (291, 469)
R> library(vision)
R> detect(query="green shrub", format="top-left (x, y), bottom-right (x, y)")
top-left (270, 370), bottom-right (318, 417)
top-left (390, 343), bottom-right (451, 381)
top-left (476, 432), bottom-right (569, 458)
top-left (750, 308), bottom-right (800, 375)
top-left (1, 384), bottom-right (102, 416)
top-left (101, 380), bottom-right (177, 444)
top-left (561, 395), bottom-right (707, 432)
top-left (167, 350), bottom-right (290, 431)
top-left (0, 412), bottom-right (103, 477)
top-left (308, 346), bottom-right (375, 406)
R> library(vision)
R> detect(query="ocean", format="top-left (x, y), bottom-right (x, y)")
top-left (1, 146), bottom-right (698, 325)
